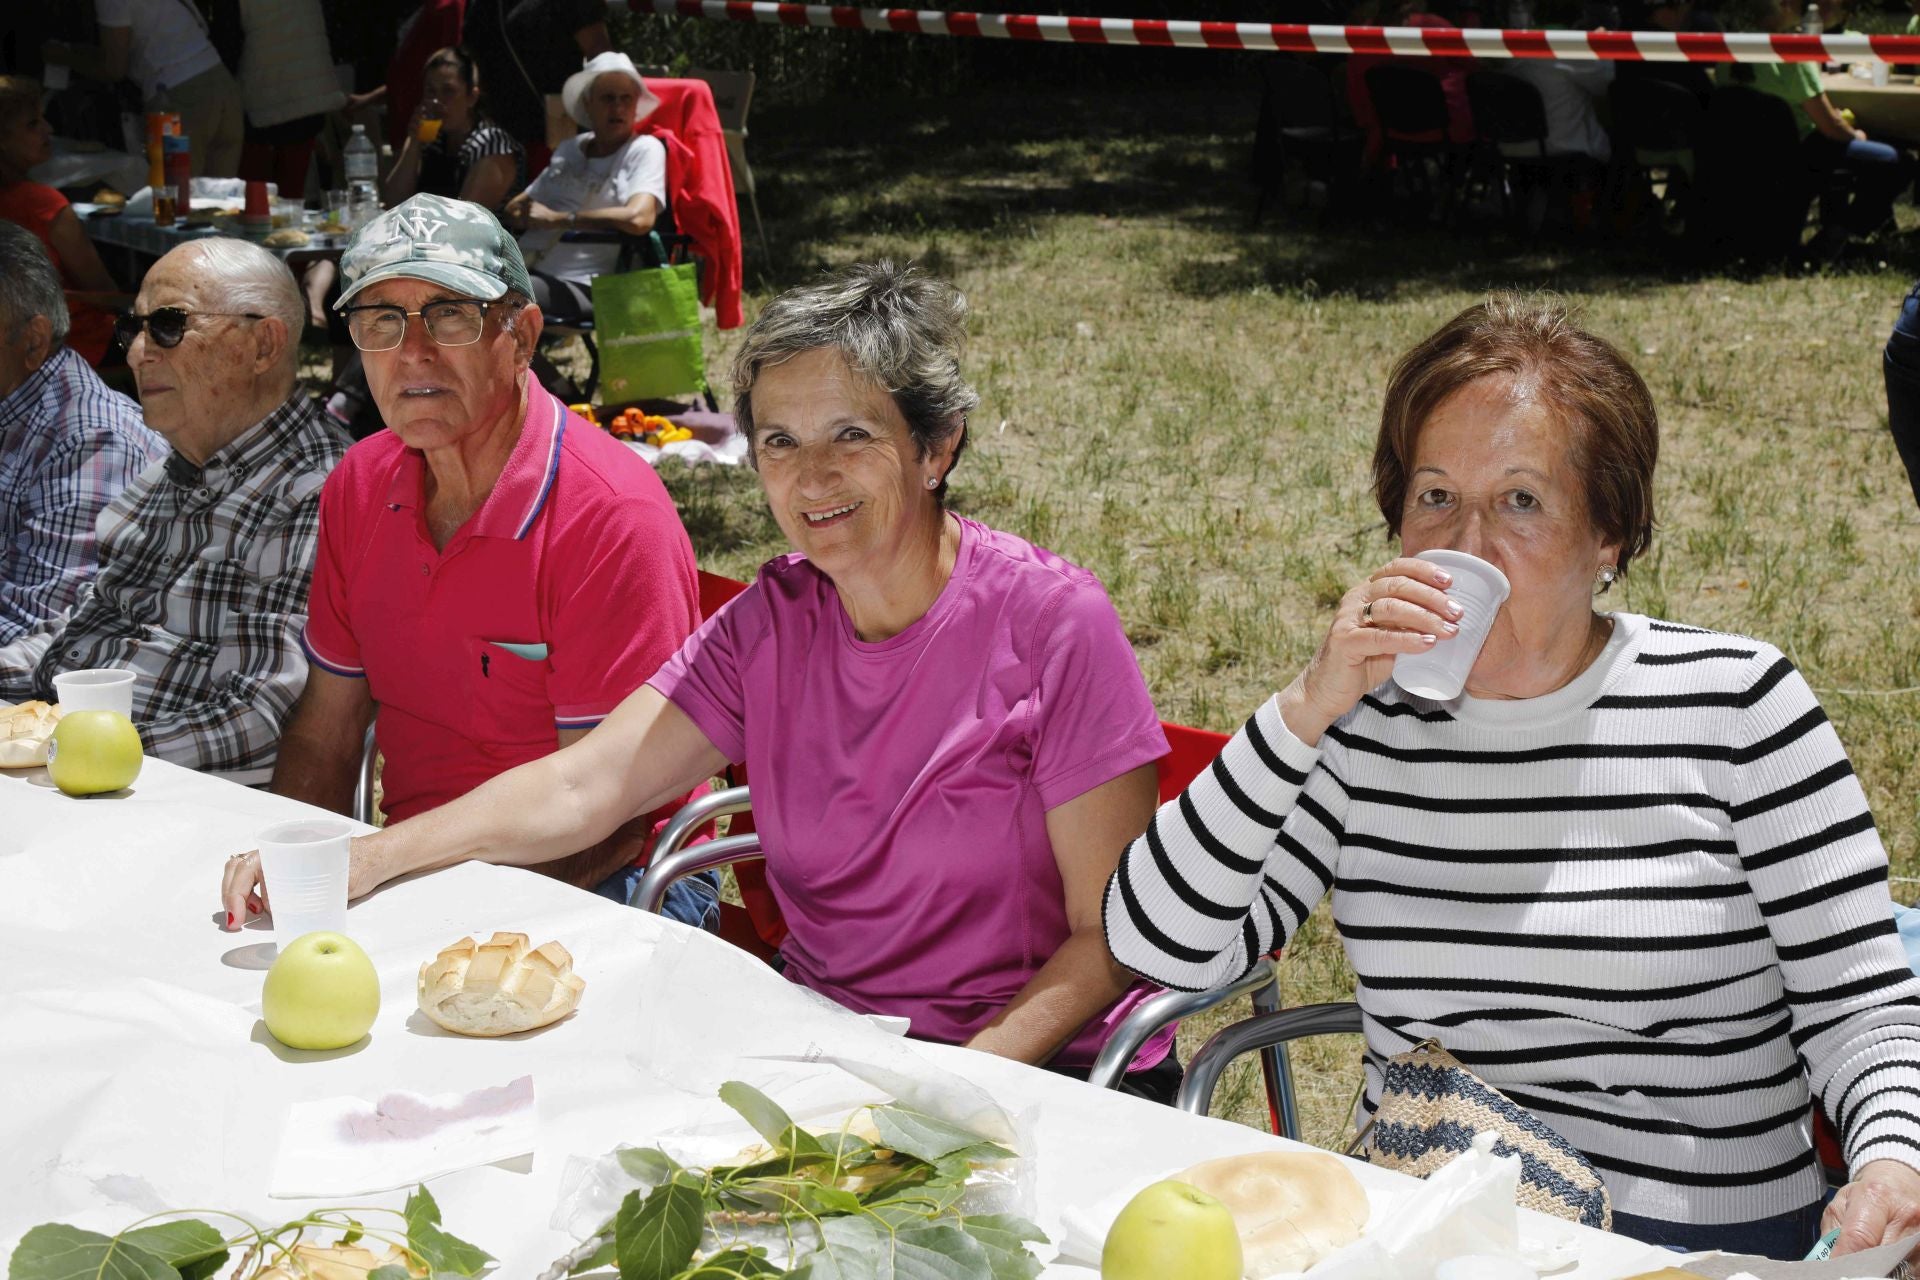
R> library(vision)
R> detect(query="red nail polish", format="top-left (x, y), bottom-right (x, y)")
top-left (226, 912), bottom-right (235, 928)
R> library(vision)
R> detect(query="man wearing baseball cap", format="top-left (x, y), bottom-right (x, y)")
top-left (224, 193), bottom-right (716, 928)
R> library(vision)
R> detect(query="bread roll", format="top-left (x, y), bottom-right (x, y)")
top-left (262, 227), bottom-right (311, 248)
top-left (1175, 1150), bottom-right (1369, 1278)
top-left (256, 1242), bottom-right (420, 1278)
top-left (0, 700), bottom-right (60, 768)
top-left (417, 931), bottom-right (584, 1036)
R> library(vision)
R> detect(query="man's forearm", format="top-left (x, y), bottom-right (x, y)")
top-left (535, 813), bottom-right (655, 892)
top-left (270, 731), bottom-right (363, 816)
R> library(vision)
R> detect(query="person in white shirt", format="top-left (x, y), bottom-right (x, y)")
top-left (503, 51), bottom-right (665, 323)
top-left (43, 0), bottom-right (247, 178)
top-left (1500, 59), bottom-right (1615, 164)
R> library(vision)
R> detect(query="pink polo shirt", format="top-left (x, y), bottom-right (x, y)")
top-left (303, 386), bottom-right (700, 827)
top-left (648, 517), bottom-right (1174, 1070)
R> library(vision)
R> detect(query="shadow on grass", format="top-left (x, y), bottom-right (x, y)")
top-left (745, 81), bottom-right (1920, 301)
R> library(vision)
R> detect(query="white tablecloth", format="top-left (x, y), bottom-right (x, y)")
top-left (0, 757), bottom-right (1664, 1277)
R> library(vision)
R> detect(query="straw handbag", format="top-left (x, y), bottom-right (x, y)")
top-left (1350, 1038), bottom-right (1613, 1230)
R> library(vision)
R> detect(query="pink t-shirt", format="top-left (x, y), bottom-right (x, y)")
top-left (303, 387), bottom-right (700, 825)
top-left (649, 517), bottom-right (1173, 1069)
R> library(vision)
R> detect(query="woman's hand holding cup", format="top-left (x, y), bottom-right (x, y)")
top-left (1278, 557), bottom-right (1463, 747)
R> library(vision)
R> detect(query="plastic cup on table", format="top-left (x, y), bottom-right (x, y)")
top-left (51, 668), bottom-right (136, 718)
top-left (1390, 549), bottom-right (1512, 702)
top-left (256, 818), bottom-right (354, 949)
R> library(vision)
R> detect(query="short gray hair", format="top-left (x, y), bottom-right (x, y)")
top-left (732, 261), bottom-right (980, 502)
top-left (0, 221), bottom-right (70, 348)
top-left (178, 238), bottom-right (305, 372)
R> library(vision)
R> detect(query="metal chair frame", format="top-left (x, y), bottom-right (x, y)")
top-left (353, 723), bottom-right (378, 827)
top-left (1176, 1001), bottom-right (1364, 1133)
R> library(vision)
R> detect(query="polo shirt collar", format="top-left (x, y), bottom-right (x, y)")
top-left (382, 385), bottom-right (568, 542)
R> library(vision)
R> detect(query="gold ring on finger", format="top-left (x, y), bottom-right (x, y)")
top-left (1361, 600), bottom-right (1376, 627)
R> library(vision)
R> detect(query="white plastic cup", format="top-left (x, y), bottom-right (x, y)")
top-left (256, 818), bottom-right (353, 946)
top-left (1391, 549), bottom-right (1512, 702)
top-left (52, 669), bottom-right (136, 717)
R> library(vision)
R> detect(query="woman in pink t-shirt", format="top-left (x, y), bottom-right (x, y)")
top-left (323, 262), bottom-right (1181, 1099)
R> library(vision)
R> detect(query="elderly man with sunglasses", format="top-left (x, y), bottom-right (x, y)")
top-left (0, 237), bottom-right (349, 781)
top-left (219, 193), bottom-right (713, 928)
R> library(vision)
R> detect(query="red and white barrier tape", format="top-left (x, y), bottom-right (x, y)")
top-left (636, 0), bottom-right (1920, 61)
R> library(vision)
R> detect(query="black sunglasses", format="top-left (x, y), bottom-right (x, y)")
top-left (115, 307), bottom-right (265, 351)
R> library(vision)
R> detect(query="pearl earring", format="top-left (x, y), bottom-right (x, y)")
top-left (1594, 564), bottom-right (1618, 591)
top-left (926, 477), bottom-right (939, 489)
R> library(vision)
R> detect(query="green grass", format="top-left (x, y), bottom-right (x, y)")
top-left (634, 78), bottom-right (1920, 1141)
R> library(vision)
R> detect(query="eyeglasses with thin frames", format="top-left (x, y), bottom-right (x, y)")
top-left (115, 307), bottom-right (265, 351)
top-left (340, 299), bottom-right (504, 353)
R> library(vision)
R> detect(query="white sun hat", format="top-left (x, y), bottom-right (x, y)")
top-left (561, 51), bottom-right (662, 129)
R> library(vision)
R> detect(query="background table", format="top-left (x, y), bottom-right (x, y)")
top-left (1822, 71), bottom-right (1920, 139)
top-left (82, 211), bottom-right (346, 283)
top-left (0, 757), bottom-right (1665, 1277)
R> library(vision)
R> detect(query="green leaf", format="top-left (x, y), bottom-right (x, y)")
top-left (367, 1268), bottom-right (413, 1280)
top-left (786, 1216), bottom-right (886, 1280)
top-left (404, 1183), bottom-right (445, 1232)
top-left (613, 1177), bottom-right (705, 1280)
top-left (957, 1216), bottom-right (1046, 1280)
top-left (117, 1221), bottom-right (228, 1276)
top-left (679, 1248), bottom-right (782, 1279)
top-left (717, 1082), bottom-right (827, 1158)
top-left (861, 1182), bottom-right (964, 1228)
top-left (868, 1108), bottom-right (998, 1166)
top-left (6, 1224), bottom-right (179, 1280)
top-left (721, 1149), bottom-right (835, 1182)
top-left (402, 1187), bottom-right (493, 1277)
top-left (890, 1223), bottom-right (994, 1280)
top-left (615, 1147), bottom-right (683, 1185)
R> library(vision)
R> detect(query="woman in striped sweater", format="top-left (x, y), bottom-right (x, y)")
top-left (1103, 294), bottom-right (1920, 1259)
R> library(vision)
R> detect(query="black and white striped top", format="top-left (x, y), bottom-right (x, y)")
top-left (1104, 612), bottom-right (1920, 1224)
top-left (419, 122), bottom-right (526, 212)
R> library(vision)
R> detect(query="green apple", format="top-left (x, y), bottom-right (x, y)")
top-left (262, 932), bottom-right (381, 1050)
top-left (45, 710), bottom-right (142, 796)
top-left (1102, 1179), bottom-right (1243, 1280)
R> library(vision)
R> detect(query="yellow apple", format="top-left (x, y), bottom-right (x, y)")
top-left (1102, 1179), bottom-right (1244, 1280)
top-left (263, 932), bottom-right (380, 1050)
top-left (45, 710), bottom-right (142, 796)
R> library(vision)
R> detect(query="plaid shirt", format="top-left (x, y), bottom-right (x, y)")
top-left (0, 392), bottom-right (350, 784)
top-left (0, 347), bottom-right (165, 645)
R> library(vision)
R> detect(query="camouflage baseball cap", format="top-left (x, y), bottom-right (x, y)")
top-left (334, 194), bottom-right (533, 309)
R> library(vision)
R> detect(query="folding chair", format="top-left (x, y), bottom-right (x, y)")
top-left (1605, 73), bottom-right (1704, 238)
top-left (1365, 64), bottom-right (1467, 221)
top-left (1688, 85), bottom-right (1817, 264)
top-left (689, 67), bottom-right (769, 265)
top-left (1464, 70), bottom-right (1586, 236)
top-left (1249, 56), bottom-right (1366, 227)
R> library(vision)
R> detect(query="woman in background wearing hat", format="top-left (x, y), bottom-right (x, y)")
top-left (502, 51), bottom-right (664, 325)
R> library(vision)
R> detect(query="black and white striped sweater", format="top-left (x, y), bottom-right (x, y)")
top-left (1104, 612), bottom-right (1920, 1224)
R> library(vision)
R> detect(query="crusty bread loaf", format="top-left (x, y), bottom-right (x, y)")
top-left (0, 701), bottom-right (60, 768)
top-left (1175, 1150), bottom-right (1369, 1278)
top-left (417, 932), bottom-right (584, 1036)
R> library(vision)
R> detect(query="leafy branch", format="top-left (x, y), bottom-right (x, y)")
top-left (541, 1083), bottom-right (1043, 1280)
top-left (7, 1185), bottom-right (493, 1280)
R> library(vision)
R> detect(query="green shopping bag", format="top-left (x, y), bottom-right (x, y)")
top-left (591, 240), bottom-right (707, 403)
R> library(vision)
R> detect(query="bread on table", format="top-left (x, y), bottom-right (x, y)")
top-left (1175, 1149), bottom-right (1370, 1278)
top-left (0, 700), bottom-right (61, 768)
top-left (256, 1241), bottom-right (422, 1278)
top-left (417, 931), bottom-right (584, 1036)
top-left (262, 227), bottom-right (311, 248)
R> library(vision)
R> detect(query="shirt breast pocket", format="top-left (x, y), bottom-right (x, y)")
top-left (469, 639), bottom-right (553, 740)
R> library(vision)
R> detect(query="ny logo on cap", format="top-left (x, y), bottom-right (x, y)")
top-left (385, 209), bottom-right (449, 246)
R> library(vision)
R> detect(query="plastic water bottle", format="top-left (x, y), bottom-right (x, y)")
top-left (343, 124), bottom-right (379, 226)
top-left (1802, 1), bottom-right (1822, 33)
